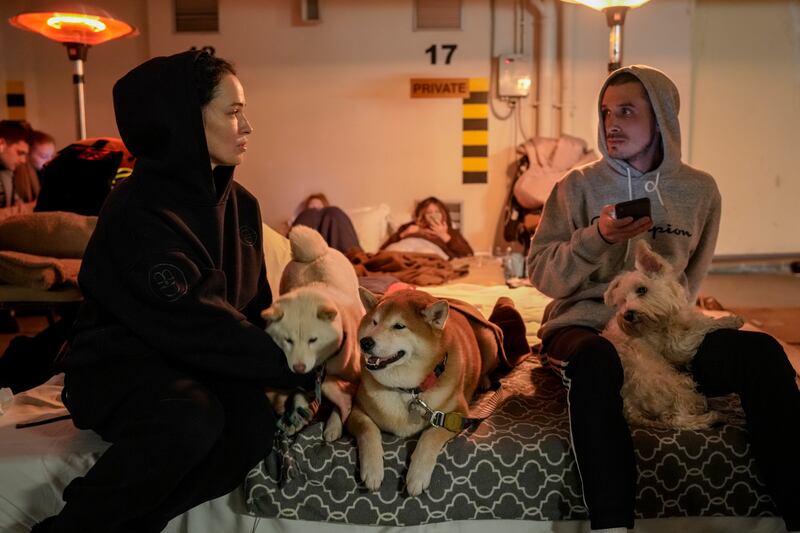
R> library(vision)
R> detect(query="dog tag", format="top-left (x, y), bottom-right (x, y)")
top-left (409, 397), bottom-right (432, 419)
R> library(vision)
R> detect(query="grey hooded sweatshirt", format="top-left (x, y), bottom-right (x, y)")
top-left (527, 65), bottom-right (721, 339)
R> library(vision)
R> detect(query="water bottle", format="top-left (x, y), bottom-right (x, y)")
top-left (502, 247), bottom-right (514, 279)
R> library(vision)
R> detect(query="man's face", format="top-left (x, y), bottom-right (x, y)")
top-left (202, 73), bottom-right (252, 169)
top-left (0, 139), bottom-right (29, 171)
top-left (30, 142), bottom-right (55, 171)
top-left (601, 81), bottom-right (661, 173)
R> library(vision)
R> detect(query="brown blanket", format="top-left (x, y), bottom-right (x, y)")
top-left (347, 249), bottom-right (468, 286)
top-left (0, 251), bottom-right (81, 290)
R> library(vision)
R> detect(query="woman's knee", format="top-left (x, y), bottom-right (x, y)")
top-left (164, 382), bottom-right (226, 456)
top-left (221, 391), bottom-right (278, 468)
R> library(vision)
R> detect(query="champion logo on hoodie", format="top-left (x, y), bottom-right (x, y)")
top-left (149, 263), bottom-right (189, 302)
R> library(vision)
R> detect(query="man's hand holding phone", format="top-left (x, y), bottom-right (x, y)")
top-left (598, 198), bottom-right (653, 244)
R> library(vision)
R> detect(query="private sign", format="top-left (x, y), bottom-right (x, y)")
top-left (410, 78), bottom-right (469, 98)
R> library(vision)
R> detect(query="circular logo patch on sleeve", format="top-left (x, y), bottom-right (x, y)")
top-left (239, 225), bottom-right (257, 246)
top-left (149, 263), bottom-right (189, 302)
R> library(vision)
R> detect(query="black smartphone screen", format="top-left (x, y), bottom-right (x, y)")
top-left (614, 197), bottom-right (651, 221)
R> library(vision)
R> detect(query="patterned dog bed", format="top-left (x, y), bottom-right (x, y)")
top-left (245, 357), bottom-right (777, 525)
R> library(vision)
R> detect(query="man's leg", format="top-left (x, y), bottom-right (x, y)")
top-left (543, 326), bottom-right (635, 531)
top-left (692, 329), bottom-right (800, 531)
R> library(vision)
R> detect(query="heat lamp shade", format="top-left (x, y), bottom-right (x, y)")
top-left (8, 4), bottom-right (136, 46)
top-left (560, 0), bottom-right (651, 10)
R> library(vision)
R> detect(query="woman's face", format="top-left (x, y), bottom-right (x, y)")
top-left (30, 141), bottom-right (55, 171)
top-left (202, 74), bottom-right (252, 168)
top-left (420, 203), bottom-right (445, 226)
top-left (307, 197), bottom-right (325, 209)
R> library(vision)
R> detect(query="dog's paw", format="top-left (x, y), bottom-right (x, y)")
top-left (360, 461), bottom-right (383, 491)
top-left (323, 412), bottom-right (343, 442)
top-left (727, 315), bottom-right (745, 330)
top-left (405, 463), bottom-right (433, 496)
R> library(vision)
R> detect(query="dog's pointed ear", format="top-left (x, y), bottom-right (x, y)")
top-left (359, 287), bottom-right (379, 311)
top-left (261, 305), bottom-right (283, 327)
top-left (317, 305), bottom-right (338, 321)
top-left (422, 300), bottom-right (449, 330)
top-left (604, 278), bottom-right (621, 306)
top-left (634, 240), bottom-right (669, 277)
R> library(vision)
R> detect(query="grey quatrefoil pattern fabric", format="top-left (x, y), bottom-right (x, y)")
top-left (245, 357), bottom-right (778, 525)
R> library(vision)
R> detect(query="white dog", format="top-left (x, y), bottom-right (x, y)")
top-left (602, 240), bottom-right (744, 430)
top-left (262, 225), bottom-right (363, 441)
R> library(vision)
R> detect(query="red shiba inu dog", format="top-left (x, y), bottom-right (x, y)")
top-left (346, 288), bottom-right (499, 496)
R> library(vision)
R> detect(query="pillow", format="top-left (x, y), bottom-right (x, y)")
top-left (0, 211), bottom-right (97, 259)
top-left (384, 237), bottom-right (450, 260)
top-left (343, 203), bottom-right (391, 253)
top-left (262, 223), bottom-right (291, 297)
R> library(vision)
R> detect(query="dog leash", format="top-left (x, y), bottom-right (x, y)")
top-left (408, 395), bottom-right (485, 433)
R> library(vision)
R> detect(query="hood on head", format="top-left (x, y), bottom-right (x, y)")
top-left (597, 65), bottom-right (681, 177)
top-left (113, 50), bottom-right (229, 203)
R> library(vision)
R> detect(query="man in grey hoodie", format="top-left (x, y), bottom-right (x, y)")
top-left (527, 65), bottom-right (799, 532)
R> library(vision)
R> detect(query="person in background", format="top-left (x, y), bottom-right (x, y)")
top-left (291, 192), bottom-right (362, 254)
top-left (527, 65), bottom-right (799, 533)
top-left (0, 120), bottom-right (31, 333)
top-left (303, 192), bottom-right (329, 210)
top-left (30, 51), bottom-right (320, 533)
top-left (0, 120), bottom-right (29, 209)
top-left (380, 196), bottom-right (473, 259)
top-left (14, 129), bottom-right (55, 203)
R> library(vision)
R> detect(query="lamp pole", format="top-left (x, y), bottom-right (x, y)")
top-left (65, 43), bottom-right (89, 139)
top-left (604, 6), bottom-right (628, 72)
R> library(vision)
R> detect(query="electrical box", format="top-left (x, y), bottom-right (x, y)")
top-left (497, 54), bottom-right (532, 98)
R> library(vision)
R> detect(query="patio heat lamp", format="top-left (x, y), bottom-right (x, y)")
top-left (9, 4), bottom-right (137, 139)
top-left (560, 0), bottom-right (652, 72)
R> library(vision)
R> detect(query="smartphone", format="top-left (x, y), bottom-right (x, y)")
top-left (614, 197), bottom-right (651, 221)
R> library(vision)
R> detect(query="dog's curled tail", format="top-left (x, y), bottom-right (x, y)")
top-left (288, 225), bottom-right (329, 263)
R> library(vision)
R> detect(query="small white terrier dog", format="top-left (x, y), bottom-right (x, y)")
top-left (602, 240), bottom-right (744, 430)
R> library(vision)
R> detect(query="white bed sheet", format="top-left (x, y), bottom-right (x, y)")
top-left (0, 376), bottom-right (259, 533)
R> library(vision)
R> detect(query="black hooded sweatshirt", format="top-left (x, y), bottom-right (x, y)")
top-left (61, 51), bottom-right (303, 388)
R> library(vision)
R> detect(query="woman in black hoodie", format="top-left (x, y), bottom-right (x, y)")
top-left (33, 51), bottom-right (311, 533)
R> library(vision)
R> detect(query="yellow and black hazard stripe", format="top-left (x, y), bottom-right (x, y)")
top-left (5, 81), bottom-right (26, 121)
top-left (462, 78), bottom-right (488, 184)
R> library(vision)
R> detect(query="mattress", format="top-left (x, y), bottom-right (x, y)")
top-left (245, 356), bottom-right (778, 525)
top-left (0, 276), bottom-right (788, 532)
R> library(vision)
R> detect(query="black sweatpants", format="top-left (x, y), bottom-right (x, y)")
top-left (49, 357), bottom-right (276, 533)
top-left (543, 325), bottom-right (800, 531)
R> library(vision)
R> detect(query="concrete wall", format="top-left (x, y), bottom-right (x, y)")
top-left (2, 0), bottom-right (798, 255)
top-left (690, 0), bottom-right (800, 256)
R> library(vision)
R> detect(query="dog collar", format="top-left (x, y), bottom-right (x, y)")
top-left (329, 332), bottom-right (347, 361)
top-left (309, 333), bottom-right (346, 401)
top-left (398, 353), bottom-right (448, 395)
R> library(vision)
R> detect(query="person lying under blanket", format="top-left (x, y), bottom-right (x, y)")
top-left (379, 196), bottom-right (473, 259)
top-left (290, 193), bottom-right (362, 254)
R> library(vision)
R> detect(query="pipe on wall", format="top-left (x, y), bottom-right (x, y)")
top-left (528, 0), bottom-right (562, 138)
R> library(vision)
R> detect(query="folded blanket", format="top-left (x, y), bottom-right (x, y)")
top-left (347, 249), bottom-right (468, 286)
top-left (0, 251), bottom-right (81, 290)
top-left (0, 211), bottom-right (97, 258)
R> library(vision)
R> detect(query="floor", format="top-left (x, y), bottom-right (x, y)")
top-left (700, 272), bottom-right (800, 344)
